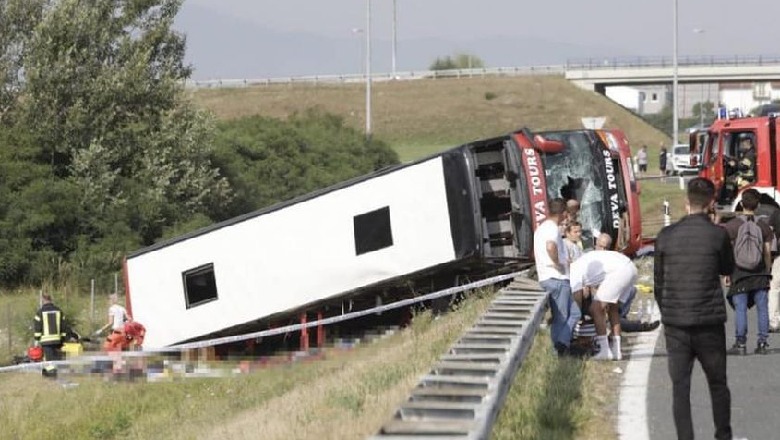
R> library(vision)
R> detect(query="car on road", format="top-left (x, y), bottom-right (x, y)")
top-left (668, 143), bottom-right (697, 175)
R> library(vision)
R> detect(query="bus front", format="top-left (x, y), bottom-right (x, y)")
top-left (534, 129), bottom-right (642, 256)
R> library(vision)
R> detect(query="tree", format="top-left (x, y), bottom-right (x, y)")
top-left (211, 111), bottom-right (399, 219)
top-left (0, 0), bottom-right (46, 123)
top-left (429, 52), bottom-right (485, 70)
top-left (13, 0), bottom-right (231, 244)
top-left (691, 101), bottom-right (715, 124)
top-left (0, 0), bottom-right (233, 285)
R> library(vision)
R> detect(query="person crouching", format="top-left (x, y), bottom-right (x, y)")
top-left (570, 250), bottom-right (638, 360)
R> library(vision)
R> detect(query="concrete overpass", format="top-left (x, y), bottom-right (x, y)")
top-left (565, 55), bottom-right (780, 93)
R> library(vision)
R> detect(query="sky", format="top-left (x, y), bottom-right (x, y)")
top-left (174, 0), bottom-right (780, 80)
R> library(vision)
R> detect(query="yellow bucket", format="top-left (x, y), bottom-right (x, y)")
top-left (61, 342), bottom-right (83, 358)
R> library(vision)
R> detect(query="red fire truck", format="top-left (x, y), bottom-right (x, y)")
top-left (692, 115), bottom-right (780, 209)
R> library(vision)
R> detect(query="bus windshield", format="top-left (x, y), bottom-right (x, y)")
top-left (538, 130), bottom-right (626, 249)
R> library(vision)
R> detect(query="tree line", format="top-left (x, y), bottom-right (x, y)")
top-left (0, 0), bottom-right (398, 288)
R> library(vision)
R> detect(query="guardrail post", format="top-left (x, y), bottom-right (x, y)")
top-left (317, 310), bottom-right (325, 348)
top-left (299, 313), bottom-right (309, 351)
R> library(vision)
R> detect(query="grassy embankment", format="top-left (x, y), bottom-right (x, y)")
top-left (0, 289), bottom-right (622, 440)
top-left (0, 75), bottom-right (685, 439)
top-left (192, 75), bottom-right (688, 235)
top-left (191, 75), bottom-right (670, 163)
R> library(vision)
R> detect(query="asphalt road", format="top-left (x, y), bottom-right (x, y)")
top-left (646, 304), bottom-right (780, 440)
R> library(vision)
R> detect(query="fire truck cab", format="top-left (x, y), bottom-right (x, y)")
top-left (693, 115), bottom-right (780, 210)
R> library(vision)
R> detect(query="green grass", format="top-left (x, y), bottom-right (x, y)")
top-left (492, 332), bottom-right (618, 440)
top-left (0, 289), bottom-right (620, 440)
top-left (638, 177), bottom-right (689, 237)
top-left (0, 292), bottom-right (497, 440)
top-left (0, 289), bottom-right (110, 366)
top-left (191, 76), bottom-right (671, 162)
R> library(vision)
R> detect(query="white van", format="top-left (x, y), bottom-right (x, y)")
top-left (669, 144), bottom-right (697, 175)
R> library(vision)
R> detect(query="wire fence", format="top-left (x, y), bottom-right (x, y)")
top-left (0, 275), bottom-right (121, 366)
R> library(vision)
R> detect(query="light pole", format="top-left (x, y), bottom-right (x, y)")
top-left (351, 28), bottom-right (364, 77)
top-left (365, 0), bottom-right (372, 139)
top-left (693, 28), bottom-right (706, 127)
top-left (392, 0), bottom-right (397, 78)
top-left (672, 0), bottom-right (679, 144)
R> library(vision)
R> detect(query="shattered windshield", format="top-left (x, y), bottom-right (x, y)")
top-left (538, 131), bottom-right (609, 249)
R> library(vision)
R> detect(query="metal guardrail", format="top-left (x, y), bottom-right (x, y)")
top-left (0, 270), bottom-right (528, 372)
top-left (185, 65), bottom-right (566, 89)
top-left (185, 54), bottom-right (780, 89)
top-left (565, 54), bottom-right (780, 70)
top-left (369, 276), bottom-right (548, 440)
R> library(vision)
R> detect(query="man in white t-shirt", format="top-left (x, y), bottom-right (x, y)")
top-left (570, 250), bottom-right (638, 360)
top-left (534, 198), bottom-right (581, 356)
top-left (98, 294), bottom-right (132, 335)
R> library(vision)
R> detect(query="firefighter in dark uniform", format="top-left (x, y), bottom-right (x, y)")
top-left (724, 135), bottom-right (756, 201)
top-left (735, 135), bottom-right (757, 187)
top-left (33, 294), bottom-right (68, 378)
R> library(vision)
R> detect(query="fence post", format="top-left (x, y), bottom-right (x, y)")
top-left (663, 198), bottom-right (671, 226)
top-left (90, 279), bottom-right (95, 333)
top-left (6, 303), bottom-right (11, 359)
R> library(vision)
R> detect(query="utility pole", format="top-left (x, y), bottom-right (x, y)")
top-left (693, 28), bottom-right (706, 127)
top-left (365, 0), bottom-right (372, 139)
top-left (672, 0), bottom-right (679, 144)
top-left (392, 0), bottom-right (397, 78)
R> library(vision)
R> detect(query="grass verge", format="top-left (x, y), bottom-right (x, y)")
top-left (492, 330), bottom-right (619, 440)
top-left (0, 291), bottom-right (494, 440)
top-left (0, 288), bottom-right (620, 440)
top-left (639, 177), bottom-right (689, 237)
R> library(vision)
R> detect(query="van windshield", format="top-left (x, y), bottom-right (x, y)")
top-left (674, 145), bottom-right (690, 155)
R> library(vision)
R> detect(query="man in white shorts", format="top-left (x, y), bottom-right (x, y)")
top-left (570, 250), bottom-right (638, 360)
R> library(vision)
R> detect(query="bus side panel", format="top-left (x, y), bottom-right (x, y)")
top-left (127, 157), bottom-right (460, 348)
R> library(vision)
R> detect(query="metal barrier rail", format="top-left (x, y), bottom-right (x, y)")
top-left (370, 276), bottom-right (548, 440)
top-left (0, 270), bottom-right (528, 373)
top-left (565, 54), bottom-right (780, 70)
top-left (185, 65), bottom-right (566, 89)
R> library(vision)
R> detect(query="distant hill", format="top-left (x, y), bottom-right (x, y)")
top-left (190, 75), bottom-right (671, 164)
top-left (175, 4), bottom-right (629, 80)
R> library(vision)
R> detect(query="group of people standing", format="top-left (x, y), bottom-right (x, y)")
top-left (654, 177), bottom-right (780, 439)
top-left (535, 175), bottom-right (778, 438)
top-left (635, 143), bottom-right (671, 178)
top-left (533, 197), bottom-right (651, 359)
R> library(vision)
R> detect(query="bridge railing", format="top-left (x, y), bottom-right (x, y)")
top-left (565, 54), bottom-right (780, 70)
